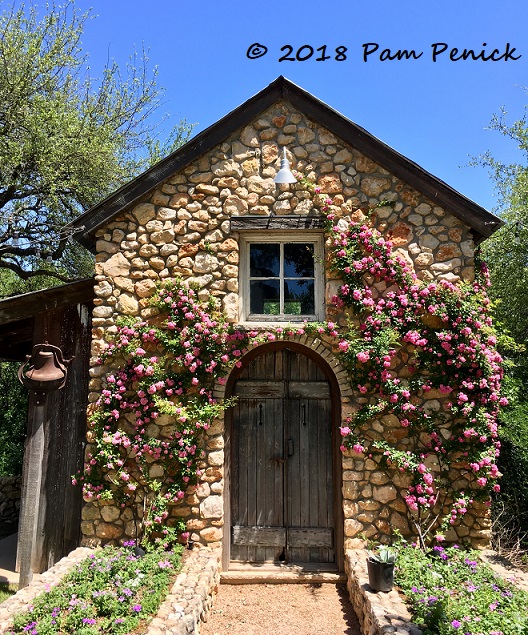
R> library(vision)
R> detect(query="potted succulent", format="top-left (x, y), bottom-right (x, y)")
top-left (367, 546), bottom-right (397, 592)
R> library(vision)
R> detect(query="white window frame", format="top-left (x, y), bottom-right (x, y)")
top-left (239, 233), bottom-right (325, 323)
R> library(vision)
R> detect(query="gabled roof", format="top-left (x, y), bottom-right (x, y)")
top-left (0, 278), bottom-right (95, 361)
top-left (0, 278), bottom-right (95, 325)
top-left (69, 76), bottom-right (502, 247)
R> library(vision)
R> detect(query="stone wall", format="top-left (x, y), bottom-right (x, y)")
top-left (0, 476), bottom-right (21, 533)
top-left (145, 548), bottom-right (220, 635)
top-left (84, 100), bottom-right (484, 552)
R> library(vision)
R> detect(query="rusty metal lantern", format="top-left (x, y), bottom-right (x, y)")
top-left (18, 343), bottom-right (69, 401)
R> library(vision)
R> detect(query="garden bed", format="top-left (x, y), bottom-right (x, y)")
top-left (0, 546), bottom-right (220, 635)
top-left (346, 545), bottom-right (528, 635)
top-left (345, 549), bottom-right (422, 635)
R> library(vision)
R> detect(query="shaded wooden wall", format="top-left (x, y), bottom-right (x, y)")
top-left (0, 279), bottom-right (94, 578)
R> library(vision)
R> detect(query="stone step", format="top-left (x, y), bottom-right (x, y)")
top-left (221, 565), bottom-right (347, 584)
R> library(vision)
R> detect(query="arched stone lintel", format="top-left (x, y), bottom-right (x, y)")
top-left (213, 333), bottom-right (353, 412)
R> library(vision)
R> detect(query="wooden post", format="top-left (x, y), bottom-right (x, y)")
top-left (16, 391), bottom-right (50, 588)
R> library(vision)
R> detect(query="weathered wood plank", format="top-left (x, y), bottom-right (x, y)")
top-left (288, 528), bottom-right (334, 548)
top-left (234, 380), bottom-right (285, 398)
top-left (0, 279), bottom-right (94, 325)
top-left (233, 526), bottom-right (286, 547)
top-left (230, 216), bottom-right (324, 231)
top-left (288, 381), bottom-right (330, 399)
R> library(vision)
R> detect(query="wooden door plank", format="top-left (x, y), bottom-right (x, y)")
top-left (256, 398), bottom-right (283, 527)
top-left (234, 381), bottom-right (285, 398)
top-left (231, 347), bottom-right (337, 566)
top-left (232, 526), bottom-right (286, 546)
top-left (289, 381), bottom-right (330, 399)
top-left (287, 528), bottom-right (334, 548)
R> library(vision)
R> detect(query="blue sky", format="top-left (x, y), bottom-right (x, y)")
top-left (63, 1), bottom-right (528, 213)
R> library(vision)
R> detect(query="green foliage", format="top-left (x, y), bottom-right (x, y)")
top-left (8, 543), bottom-right (183, 634)
top-left (0, 0), bottom-right (193, 284)
top-left (396, 543), bottom-right (528, 634)
top-left (323, 213), bottom-right (503, 548)
top-left (368, 546), bottom-right (397, 564)
top-left (0, 362), bottom-right (27, 476)
top-left (478, 95), bottom-right (528, 368)
top-left (495, 400), bottom-right (528, 537)
top-left (0, 585), bottom-right (15, 604)
top-left (476, 94), bottom-right (528, 542)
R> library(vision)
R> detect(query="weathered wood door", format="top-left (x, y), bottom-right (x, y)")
top-left (231, 347), bottom-right (335, 564)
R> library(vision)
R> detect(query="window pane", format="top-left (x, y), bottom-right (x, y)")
top-left (250, 244), bottom-right (280, 277)
top-left (250, 280), bottom-right (280, 314)
top-left (284, 280), bottom-right (315, 314)
top-left (284, 243), bottom-right (314, 278)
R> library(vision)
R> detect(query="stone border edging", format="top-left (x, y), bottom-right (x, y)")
top-left (0, 547), bottom-right (93, 634)
top-left (145, 547), bottom-right (220, 635)
top-left (345, 549), bottom-right (423, 635)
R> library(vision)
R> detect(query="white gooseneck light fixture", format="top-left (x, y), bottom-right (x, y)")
top-left (274, 147), bottom-right (297, 184)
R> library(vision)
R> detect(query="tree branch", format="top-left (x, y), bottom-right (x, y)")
top-left (0, 258), bottom-right (74, 282)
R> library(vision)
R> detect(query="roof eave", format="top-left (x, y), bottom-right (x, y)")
top-left (69, 76), bottom-right (503, 249)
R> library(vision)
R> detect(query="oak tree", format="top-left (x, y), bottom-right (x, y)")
top-left (0, 1), bottom-right (193, 282)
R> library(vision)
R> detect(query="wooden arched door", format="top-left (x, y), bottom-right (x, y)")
top-left (230, 346), bottom-right (336, 564)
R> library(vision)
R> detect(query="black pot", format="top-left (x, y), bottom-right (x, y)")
top-left (367, 558), bottom-right (395, 592)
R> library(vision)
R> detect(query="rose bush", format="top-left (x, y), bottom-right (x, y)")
top-left (324, 207), bottom-right (504, 547)
top-left (78, 178), bottom-right (505, 550)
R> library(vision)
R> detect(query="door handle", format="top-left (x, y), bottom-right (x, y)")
top-left (288, 438), bottom-right (294, 457)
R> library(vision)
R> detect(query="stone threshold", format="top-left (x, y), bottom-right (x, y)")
top-left (222, 562), bottom-right (347, 584)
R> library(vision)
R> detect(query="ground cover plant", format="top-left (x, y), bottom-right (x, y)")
top-left (6, 542), bottom-right (183, 634)
top-left (396, 543), bottom-right (528, 634)
top-left (0, 585), bottom-right (15, 603)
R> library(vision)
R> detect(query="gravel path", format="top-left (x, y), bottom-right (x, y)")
top-left (201, 583), bottom-right (361, 635)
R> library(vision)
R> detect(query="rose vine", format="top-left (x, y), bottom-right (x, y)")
top-left (78, 179), bottom-right (504, 551)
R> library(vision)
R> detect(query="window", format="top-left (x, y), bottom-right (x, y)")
top-left (240, 234), bottom-right (324, 322)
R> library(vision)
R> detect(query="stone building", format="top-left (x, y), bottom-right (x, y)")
top-left (70, 76), bottom-right (501, 572)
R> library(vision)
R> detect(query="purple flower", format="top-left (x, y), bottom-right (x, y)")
top-left (83, 618), bottom-right (96, 625)
top-left (132, 604), bottom-right (142, 612)
top-left (451, 620), bottom-right (461, 629)
top-left (427, 596), bottom-right (438, 605)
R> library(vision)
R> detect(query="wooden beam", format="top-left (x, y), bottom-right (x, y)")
top-left (0, 279), bottom-right (94, 325)
top-left (230, 216), bottom-right (324, 231)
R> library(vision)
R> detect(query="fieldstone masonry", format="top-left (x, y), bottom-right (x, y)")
top-left (0, 477), bottom-right (21, 536)
top-left (84, 100), bottom-right (489, 555)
